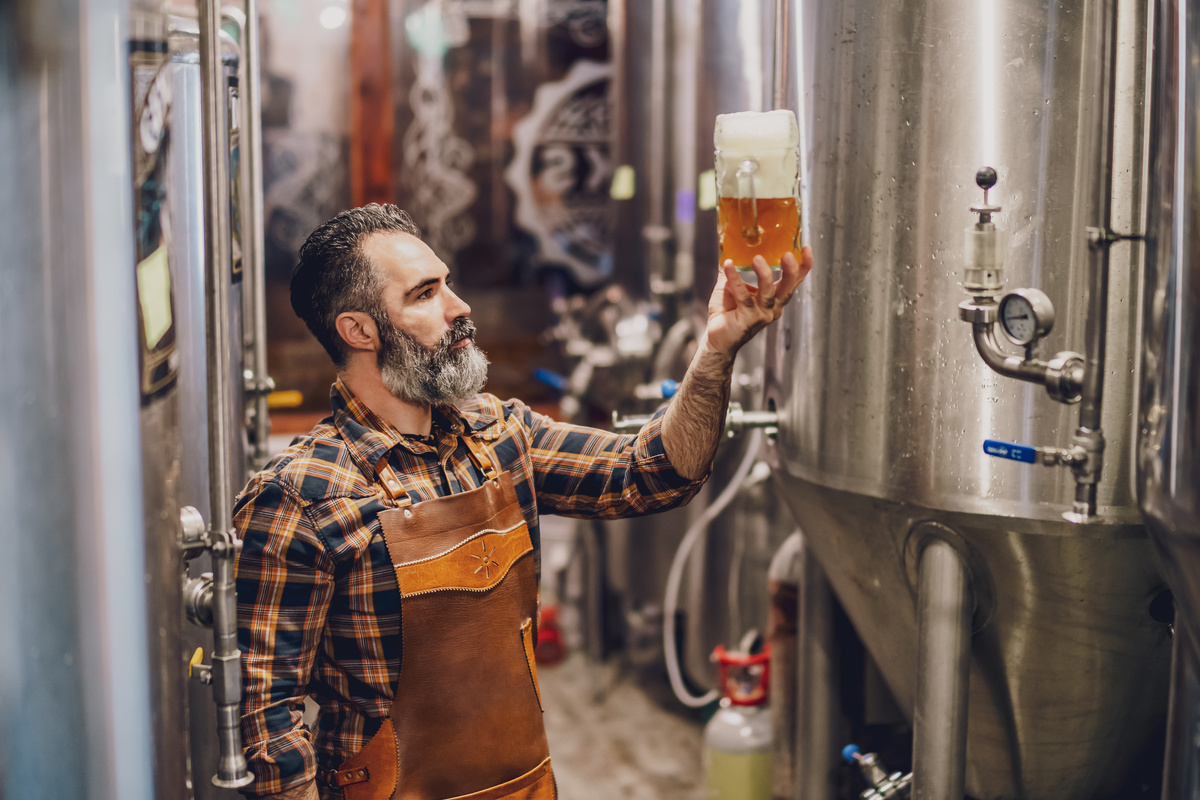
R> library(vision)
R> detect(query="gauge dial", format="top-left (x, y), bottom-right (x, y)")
top-left (999, 289), bottom-right (1055, 346)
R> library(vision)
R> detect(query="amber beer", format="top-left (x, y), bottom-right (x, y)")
top-left (717, 195), bottom-right (802, 269)
top-left (714, 109), bottom-right (801, 274)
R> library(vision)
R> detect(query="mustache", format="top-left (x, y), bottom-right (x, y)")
top-left (438, 317), bottom-right (476, 350)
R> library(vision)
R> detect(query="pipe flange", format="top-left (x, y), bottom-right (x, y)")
top-left (1044, 352), bottom-right (1084, 404)
top-left (902, 521), bottom-right (996, 634)
top-left (958, 300), bottom-right (997, 324)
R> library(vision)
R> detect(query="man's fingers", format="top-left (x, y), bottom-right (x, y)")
top-left (750, 256), bottom-right (775, 306)
top-left (776, 247), bottom-right (812, 305)
top-left (722, 262), bottom-right (755, 307)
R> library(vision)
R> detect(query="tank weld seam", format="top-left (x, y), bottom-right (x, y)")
top-left (393, 521), bottom-right (525, 567)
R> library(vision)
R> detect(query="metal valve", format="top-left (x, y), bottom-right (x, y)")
top-left (842, 745), bottom-right (912, 800)
top-left (963, 167), bottom-right (1004, 296)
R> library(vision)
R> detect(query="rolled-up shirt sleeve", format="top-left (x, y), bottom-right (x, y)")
top-left (234, 478), bottom-right (334, 795)
top-left (525, 402), bottom-right (707, 517)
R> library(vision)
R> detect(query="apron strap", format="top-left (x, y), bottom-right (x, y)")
top-left (374, 431), bottom-right (500, 507)
top-left (461, 433), bottom-right (501, 484)
top-left (374, 459), bottom-right (414, 508)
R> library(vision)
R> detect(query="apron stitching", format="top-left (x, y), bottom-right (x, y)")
top-left (398, 550), bottom-right (533, 599)
top-left (393, 521), bottom-right (526, 567)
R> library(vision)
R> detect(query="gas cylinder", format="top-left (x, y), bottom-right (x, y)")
top-left (704, 641), bottom-right (772, 800)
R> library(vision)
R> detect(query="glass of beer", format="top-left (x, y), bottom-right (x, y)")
top-left (714, 109), bottom-right (801, 282)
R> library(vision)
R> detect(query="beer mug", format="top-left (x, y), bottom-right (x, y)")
top-left (714, 109), bottom-right (801, 280)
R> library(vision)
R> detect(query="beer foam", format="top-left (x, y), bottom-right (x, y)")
top-left (714, 109), bottom-right (799, 199)
top-left (714, 109), bottom-right (799, 152)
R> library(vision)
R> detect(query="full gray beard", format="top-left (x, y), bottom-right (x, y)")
top-left (377, 317), bottom-right (489, 406)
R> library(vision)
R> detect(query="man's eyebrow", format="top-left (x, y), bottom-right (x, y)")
top-left (406, 276), bottom-right (441, 297)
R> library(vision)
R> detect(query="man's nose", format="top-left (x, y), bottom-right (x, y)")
top-left (448, 290), bottom-right (471, 320)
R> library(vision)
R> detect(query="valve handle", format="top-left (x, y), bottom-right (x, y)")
top-left (841, 743), bottom-right (862, 763)
top-left (983, 439), bottom-right (1037, 463)
top-left (976, 166), bottom-right (998, 191)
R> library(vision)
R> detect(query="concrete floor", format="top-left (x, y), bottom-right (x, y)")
top-left (540, 654), bottom-right (707, 800)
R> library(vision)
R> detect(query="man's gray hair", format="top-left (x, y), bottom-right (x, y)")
top-left (290, 204), bottom-right (421, 367)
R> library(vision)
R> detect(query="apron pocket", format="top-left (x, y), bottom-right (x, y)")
top-left (520, 617), bottom-right (543, 712)
top-left (444, 756), bottom-right (556, 800)
top-left (331, 719), bottom-right (399, 800)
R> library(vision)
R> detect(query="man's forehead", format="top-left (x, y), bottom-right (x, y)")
top-left (363, 231), bottom-right (446, 283)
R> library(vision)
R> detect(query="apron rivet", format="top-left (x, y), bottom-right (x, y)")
top-left (403, 508), bottom-right (413, 518)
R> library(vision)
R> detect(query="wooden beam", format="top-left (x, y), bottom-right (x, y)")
top-left (350, 0), bottom-right (394, 206)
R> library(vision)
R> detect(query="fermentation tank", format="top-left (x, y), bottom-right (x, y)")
top-left (767, 0), bottom-right (1171, 797)
top-left (1141, 0), bottom-right (1200, 796)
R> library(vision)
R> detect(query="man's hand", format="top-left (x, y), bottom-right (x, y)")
top-left (705, 248), bottom-right (812, 360)
top-left (661, 246), bottom-right (812, 480)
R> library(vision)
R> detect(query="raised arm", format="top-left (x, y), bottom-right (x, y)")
top-left (661, 248), bottom-right (812, 479)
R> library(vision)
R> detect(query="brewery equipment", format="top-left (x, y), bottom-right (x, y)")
top-left (767, 0), bottom-right (1172, 797)
top-left (1140, 0), bottom-right (1200, 796)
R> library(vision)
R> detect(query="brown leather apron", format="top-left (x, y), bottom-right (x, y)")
top-left (326, 435), bottom-right (555, 800)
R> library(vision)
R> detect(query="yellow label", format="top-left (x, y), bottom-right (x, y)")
top-left (610, 164), bottom-right (636, 200)
top-left (698, 169), bottom-right (717, 210)
top-left (136, 245), bottom-right (172, 348)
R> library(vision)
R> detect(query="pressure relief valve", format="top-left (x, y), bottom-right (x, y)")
top-left (963, 167), bottom-right (1004, 297)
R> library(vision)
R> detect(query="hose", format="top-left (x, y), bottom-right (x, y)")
top-left (663, 428), bottom-right (764, 707)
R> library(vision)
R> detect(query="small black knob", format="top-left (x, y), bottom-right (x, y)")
top-left (976, 167), bottom-right (998, 191)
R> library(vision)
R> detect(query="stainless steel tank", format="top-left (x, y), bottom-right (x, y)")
top-left (1141, 0), bottom-right (1200, 796)
top-left (767, 0), bottom-right (1171, 797)
top-left (0, 0), bottom-right (159, 798)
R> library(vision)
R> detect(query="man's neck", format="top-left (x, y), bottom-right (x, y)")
top-left (338, 362), bottom-right (432, 436)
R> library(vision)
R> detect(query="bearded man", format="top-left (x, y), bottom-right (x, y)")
top-left (233, 204), bottom-right (810, 800)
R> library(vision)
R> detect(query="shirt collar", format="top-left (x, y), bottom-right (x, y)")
top-left (330, 380), bottom-right (500, 472)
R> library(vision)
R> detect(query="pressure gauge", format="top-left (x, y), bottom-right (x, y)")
top-left (998, 289), bottom-right (1055, 346)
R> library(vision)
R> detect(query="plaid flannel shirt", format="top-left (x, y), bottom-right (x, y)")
top-left (234, 380), bottom-right (705, 795)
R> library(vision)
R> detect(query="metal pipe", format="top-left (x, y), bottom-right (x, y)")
top-left (1070, 0), bottom-right (1122, 518)
top-left (970, 323), bottom-right (1085, 401)
top-left (198, 0), bottom-right (252, 788)
top-left (670, 0), bottom-right (698, 297)
top-left (772, 0), bottom-right (788, 111)
top-left (912, 538), bottom-right (973, 800)
top-left (644, 0), bottom-right (672, 296)
top-left (794, 537), bottom-right (836, 800)
top-left (242, 0), bottom-right (272, 470)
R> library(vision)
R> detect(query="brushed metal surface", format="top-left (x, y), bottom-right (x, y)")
top-left (1141, 0), bottom-right (1200, 644)
top-left (0, 0), bottom-right (157, 797)
top-left (773, 0), bottom-right (1146, 522)
top-left (771, 478), bottom-right (1170, 800)
top-left (765, 0), bottom-right (1170, 797)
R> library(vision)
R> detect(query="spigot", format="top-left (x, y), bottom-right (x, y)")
top-left (842, 745), bottom-right (912, 800)
top-left (611, 402), bottom-right (778, 437)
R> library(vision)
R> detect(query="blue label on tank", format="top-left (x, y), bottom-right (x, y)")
top-left (983, 439), bottom-right (1037, 463)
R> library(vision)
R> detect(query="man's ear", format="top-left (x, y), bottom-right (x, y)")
top-left (335, 311), bottom-right (379, 354)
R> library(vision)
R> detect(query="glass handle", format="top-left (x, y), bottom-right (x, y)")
top-left (736, 159), bottom-right (761, 246)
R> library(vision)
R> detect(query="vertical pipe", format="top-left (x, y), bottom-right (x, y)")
top-left (243, 0), bottom-right (272, 470)
top-left (198, 0), bottom-right (251, 788)
top-left (644, 0), bottom-right (670, 296)
top-left (1072, 0), bottom-right (1121, 518)
top-left (912, 538), bottom-right (973, 800)
top-left (795, 538), bottom-right (836, 800)
top-left (772, 0), bottom-right (788, 111)
top-left (671, 0), bottom-right (698, 297)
